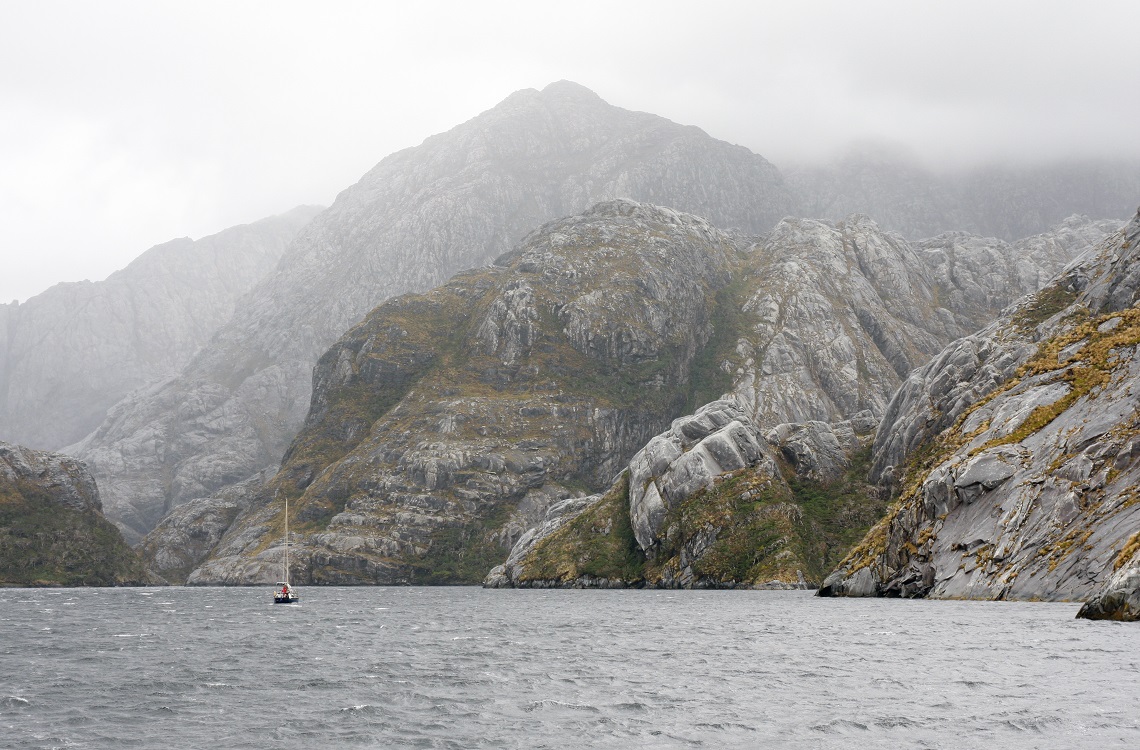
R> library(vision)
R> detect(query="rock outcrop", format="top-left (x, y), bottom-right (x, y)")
top-left (73, 81), bottom-right (798, 543)
top-left (0, 206), bottom-right (319, 450)
top-left (820, 209), bottom-right (1140, 603)
top-left (485, 400), bottom-right (883, 589)
top-left (0, 441), bottom-right (152, 585)
top-left (712, 214), bottom-right (1114, 428)
top-left (1077, 543), bottom-right (1140, 621)
top-left (69, 81), bottom-right (1127, 549)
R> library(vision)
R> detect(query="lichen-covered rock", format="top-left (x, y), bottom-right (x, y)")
top-left (822, 209), bottom-right (1140, 602)
top-left (483, 494), bottom-right (604, 588)
top-left (628, 400), bottom-right (774, 555)
top-left (0, 441), bottom-right (154, 586)
top-left (487, 396), bottom-right (886, 590)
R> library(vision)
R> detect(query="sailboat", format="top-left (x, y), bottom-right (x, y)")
top-left (273, 493), bottom-right (300, 604)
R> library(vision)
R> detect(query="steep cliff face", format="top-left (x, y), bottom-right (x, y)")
top-left (820, 210), bottom-right (1140, 602)
top-left (0, 441), bottom-right (150, 585)
top-left (165, 201), bottom-right (741, 584)
top-left (74, 81), bottom-right (797, 543)
top-left (0, 206), bottom-right (319, 450)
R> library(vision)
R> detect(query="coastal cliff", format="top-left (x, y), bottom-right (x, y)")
top-left (820, 209), bottom-right (1140, 607)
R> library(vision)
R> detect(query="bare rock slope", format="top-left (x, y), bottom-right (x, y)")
top-left (177, 201), bottom-right (742, 584)
top-left (820, 209), bottom-right (1140, 606)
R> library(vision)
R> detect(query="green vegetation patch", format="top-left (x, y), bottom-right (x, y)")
top-left (519, 474), bottom-right (646, 584)
top-left (648, 469), bottom-right (793, 584)
top-left (409, 501), bottom-right (516, 584)
top-left (1013, 284), bottom-right (1078, 330)
top-left (787, 446), bottom-right (889, 582)
top-left (0, 480), bottom-right (148, 586)
top-left (1115, 531), bottom-right (1140, 572)
top-left (685, 275), bottom-right (755, 412)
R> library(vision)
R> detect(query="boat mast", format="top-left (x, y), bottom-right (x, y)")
top-left (283, 494), bottom-right (290, 586)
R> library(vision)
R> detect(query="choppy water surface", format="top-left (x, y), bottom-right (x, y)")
top-left (1, 587), bottom-right (1138, 748)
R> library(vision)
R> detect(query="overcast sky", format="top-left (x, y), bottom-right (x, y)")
top-left (2, 0), bottom-right (1138, 303)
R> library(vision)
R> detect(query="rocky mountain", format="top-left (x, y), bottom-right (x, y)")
top-left (789, 146), bottom-right (1140, 242)
top-left (67, 81), bottom-right (1133, 550)
top-left (167, 201), bottom-right (742, 584)
top-left (705, 214), bottom-right (1116, 426)
top-left (71, 81), bottom-right (799, 544)
top-left (0, 206), bottom-right (320, 451)
top-left (0, 441), bottom-right (151, 585)
top-left (819, 209), bottom-right (1140, 608)
top-left (138, 201), bottom-right (1118, 586)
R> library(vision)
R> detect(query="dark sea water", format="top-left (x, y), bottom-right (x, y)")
top-left (1, 587), bottom-right (1138, 749)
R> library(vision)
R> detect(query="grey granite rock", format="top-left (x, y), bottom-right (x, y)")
top-left (484, 494), bottom-right (604, 588)
top-left (628, 400), bottom-right (776, 555)
top-left (182, 200), bottom-right (745, 584)
top-left (1077, 548), bottom-right (1140, 621)
top-left (766, 412), bottom-right (877, 482)
top-left (822, 208), bottom-right (1140, 602)
top-left (0, 440), bottom-right (101, 513)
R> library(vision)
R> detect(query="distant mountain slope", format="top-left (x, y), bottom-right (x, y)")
top-left (73, 81), bottom-right (798, 542)
top-left (0, 206), bottom-right (320, 450)
top-left (789, 147), bottom-right (1140, 241)
top-left (138, 203), bottom-right (1117, 585)
top-left (820, 209), bottom-right (1140, 602)
top-left (0, 441), bottom-right (151, 585)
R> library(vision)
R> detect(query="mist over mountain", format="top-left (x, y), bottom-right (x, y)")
top-left (789, 146), bottom-right (1140, 241)
top-left (0, 206), bottom-right (320, 451)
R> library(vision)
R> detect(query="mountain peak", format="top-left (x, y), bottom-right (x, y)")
top-left (540, 79), bottom-right (605, 102)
